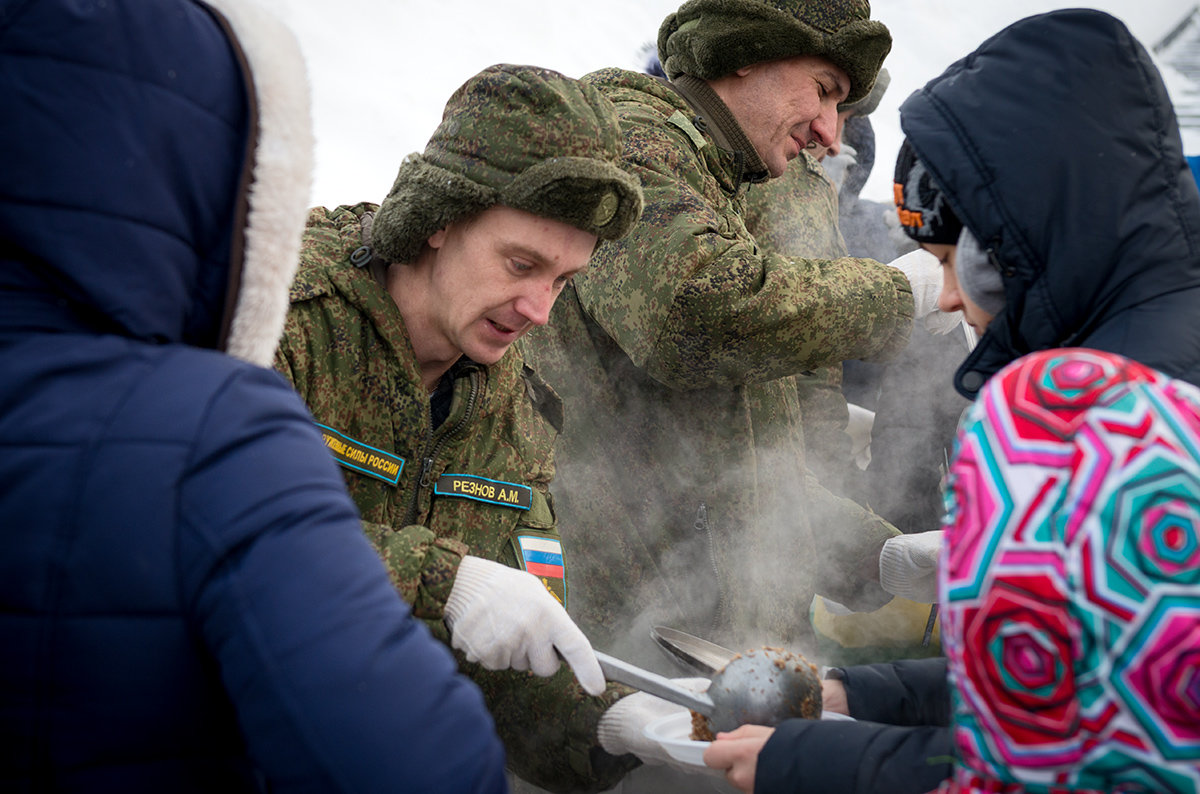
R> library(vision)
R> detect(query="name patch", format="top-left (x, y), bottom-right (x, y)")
top-left (434, 474), bottom-right (532, 510)
top-left (316, 423), bottom-right (404, 485)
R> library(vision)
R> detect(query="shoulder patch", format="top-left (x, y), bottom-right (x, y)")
top-left (316, 423), bottom-right (404, 485)
top-left (513, 534), bottom-right (566, 606)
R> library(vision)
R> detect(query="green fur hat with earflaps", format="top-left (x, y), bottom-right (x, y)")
top-left (372, 64), bottom-right (644, 265)
top-left (657, 0), bottom-right (891, 105)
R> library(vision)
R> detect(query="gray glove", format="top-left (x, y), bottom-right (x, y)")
top-left (889, 249), bottom-right (963, 335)
top-left (879, 530), bottom-right (943, 603)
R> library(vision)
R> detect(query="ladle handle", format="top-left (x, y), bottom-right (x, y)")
top-left (594, 650), bottom-right (715, 716)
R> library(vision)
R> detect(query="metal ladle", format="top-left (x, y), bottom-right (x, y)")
top-left (595, 647), bottom-right (821, 734)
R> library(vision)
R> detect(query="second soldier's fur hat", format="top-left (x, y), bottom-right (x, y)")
top-left (372, 64), bottom-right (643, 265)
top-left (657, 0), bottom-right (891, 104)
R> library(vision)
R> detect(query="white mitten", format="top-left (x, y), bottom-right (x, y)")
top-left (888, 249), bottom-right (963, 335)
top-left (879, 530), bottom-right (944, 604)
top-left (597, 679), bottom-right (713, 770)
top-left (444, 555), bottom-right (605, 695)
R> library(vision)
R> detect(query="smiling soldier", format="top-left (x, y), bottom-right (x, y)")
top-left (522, 0), bottom-right (958, 697)
top-left (273, 64), bottom-right (660, 792)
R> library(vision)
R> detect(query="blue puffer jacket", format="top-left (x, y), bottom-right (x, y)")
top-left (0, 1), bottom-right (506, 791)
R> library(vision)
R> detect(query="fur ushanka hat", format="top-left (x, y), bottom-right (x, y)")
top-left (372, 64), bottom-right (643, 265)
top-left (657, 0), bottom-right (891, 104)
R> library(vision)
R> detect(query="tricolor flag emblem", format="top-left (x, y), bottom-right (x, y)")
top-left (516, 535), bottom-right (564, 580)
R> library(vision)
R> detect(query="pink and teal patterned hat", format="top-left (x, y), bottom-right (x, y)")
top-left (939, 348), bottom-right (1200, 794)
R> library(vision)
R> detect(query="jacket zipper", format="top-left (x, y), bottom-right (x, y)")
top-left (695, 501), bottom-right (727, 633)
top-left (401, 368), bottom-right (482, 526)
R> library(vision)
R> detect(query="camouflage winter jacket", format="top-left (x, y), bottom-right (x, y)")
top-left (521, 68), bottom-right (911, 667)
top-left (743, 154), bottom-right (860, 494)
top-left (275, 204), bottom-right (636, 793)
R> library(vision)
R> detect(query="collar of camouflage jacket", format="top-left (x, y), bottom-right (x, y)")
top-left (670, 73), bottom-right (770, 186)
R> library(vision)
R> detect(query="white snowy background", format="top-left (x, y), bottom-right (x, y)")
top-left (261, 0), bottom-right (1197, 208)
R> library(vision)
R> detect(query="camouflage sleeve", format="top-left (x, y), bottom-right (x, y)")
top-left (374, 514), bottom-right (637, 791)
top-left (576, 114), bottom-right (914, 391)
top-left (370, 521), bottom-right (466, 620)
top-left (653, 234), bottom-right (915, 389)
top-left (467, 667), bottom-right (639, 793)
top-left (805, 470), bottom-right (898, 612)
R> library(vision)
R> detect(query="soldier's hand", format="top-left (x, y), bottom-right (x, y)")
top-left (444, 555), bottom-right (606, 695)
top-left (878, 530), bottom-right (943, 603)
top-left (598, 680), bottom-right (720, 773)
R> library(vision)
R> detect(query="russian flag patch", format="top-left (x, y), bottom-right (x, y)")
top-left (517, 535), bottom-right (564, 579)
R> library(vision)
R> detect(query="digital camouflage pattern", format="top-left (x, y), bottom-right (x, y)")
top-left (521, 68), bottom-right (912, 668)
top-left (742, 153), bottom-right (891, 506)
top-left (275, 204), bottom-right (637, 793)
top-left (744, 156), bottom-right (951, 664)
top-left (657, 0), bottom-right (891, 103)
top-left (742, 154), bottom-right (856, 492)
top-left (371, 64), bottom-right (642, 267)
top-left (743, 153), bottom-right (846, 262)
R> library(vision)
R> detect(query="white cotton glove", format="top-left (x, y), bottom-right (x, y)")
top-left (845, 402), bottom-right (875, 471)
top-left (888, 248), bottom-right (963, 335)
top-left (879, 530), bottom-right (944, 604)
top-left (444, 555), bottom-right (605, 696)
top-left (598, 678), bottom-right (715, 771)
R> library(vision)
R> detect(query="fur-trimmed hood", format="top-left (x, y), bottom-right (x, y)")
top-left (0, 0), bottom-right (312, 367)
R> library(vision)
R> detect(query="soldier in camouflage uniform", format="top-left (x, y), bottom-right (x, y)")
top-left (741, 69), bottom-right (961, 667)
top-left (743, 149), bottom-right (855, 498)
top-left (740, 69), bottom-right (900, 502)
top-left (521, 0), bottom-right (956, 674)
top-left (273, 65), bottom-right (687, 792)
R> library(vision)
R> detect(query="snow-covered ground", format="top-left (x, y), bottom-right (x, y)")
top-left (261, 0), bottom-right (1197, 207)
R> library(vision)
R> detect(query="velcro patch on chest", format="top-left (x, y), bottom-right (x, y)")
top-left (434, 474), bottom-right (532, 510)
top-left (316, 423), bottom-right (404, 485)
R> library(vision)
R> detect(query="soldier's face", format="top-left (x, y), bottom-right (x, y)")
top-left (409, 205), bottom-right (596, 368)
top-left (710, 54), bottom-right (849, 178)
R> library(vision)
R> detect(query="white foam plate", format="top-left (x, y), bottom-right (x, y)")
top-left (642, 709), bottom-right (856, 768)
top-left (643, 711), bottom-right (709, 766)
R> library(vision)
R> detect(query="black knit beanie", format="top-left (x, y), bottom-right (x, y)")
top-left (893, 138), bottom-right (962, 244)
top-left (657, 0), bottom-right (891, 104)
top-left (372, 64), bottom-right (644, 265)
